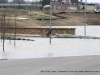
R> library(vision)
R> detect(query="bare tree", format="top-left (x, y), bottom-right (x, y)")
top-left (12, 0), bottom-right (25, 4)
top-left (0, 0), bottom-right (8, 3)
top-left (12, 0), bottom-right (25, 9)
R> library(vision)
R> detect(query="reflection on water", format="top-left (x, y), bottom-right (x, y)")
top-left (0, 26), bottom-right (100, 59)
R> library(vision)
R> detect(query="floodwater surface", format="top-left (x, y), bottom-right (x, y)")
top-left (0, 26), bottom-right (100, 59)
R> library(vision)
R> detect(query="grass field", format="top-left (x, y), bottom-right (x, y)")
top-left (0, 8), bottom-right (100, 28)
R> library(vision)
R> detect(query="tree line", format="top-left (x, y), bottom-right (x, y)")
top-left (42, 0), bottom-right (79, 6)
top-left (0, 0), bottom-right (79, 6)
top-left (0, 0), bottom-right (26, 3)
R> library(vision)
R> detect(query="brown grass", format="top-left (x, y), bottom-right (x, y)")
top-left (0, 9), bottom-right (100, 28)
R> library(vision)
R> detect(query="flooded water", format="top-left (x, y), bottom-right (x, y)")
top-left (0, 26), bottom-right (100, 59)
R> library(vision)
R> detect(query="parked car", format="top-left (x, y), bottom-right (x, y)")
top-left (43, 5), bottom-right (51, 10)
top-left (94, 9), bottom-right (100, 13)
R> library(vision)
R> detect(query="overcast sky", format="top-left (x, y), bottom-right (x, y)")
top-left (82, 0), bottom-right (100, 3)
top-left (28, 0), bottom-right (100, 3)
top-left (9, 0), bottom-right (100, 3)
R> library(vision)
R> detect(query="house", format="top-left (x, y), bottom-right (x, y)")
top-left (79, 3), bottom-right (96, 11)
top-left (51, 1), bottom-right (78, 10)
top-left (86, 3), bottom-right (95, 11)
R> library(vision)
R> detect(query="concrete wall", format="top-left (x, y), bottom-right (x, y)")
top-left (0, 27), bottom-right (75, 36)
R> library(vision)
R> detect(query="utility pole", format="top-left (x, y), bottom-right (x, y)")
top-left (84, 0), bottom-right (87, 36)
top-left (14, 12), bottom-right (17, 46)
top-left (2, 11), bottom-right (6, 51)
top-left (14, 1), bottom-right (17, 46)
top-left (70, 0), bottom-right (71, 9)
top-left (50, 1), bottom-right (52, 44)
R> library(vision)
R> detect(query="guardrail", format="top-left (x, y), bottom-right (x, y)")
top-left (56, 34), bottom-right (100, 39)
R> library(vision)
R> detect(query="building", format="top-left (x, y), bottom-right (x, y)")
top-left (51, 1), bottom-right (78, 10)
top-left (86, 3), bottom-right (95, 11)
top-left (80, 3), bottom-right (96, 11)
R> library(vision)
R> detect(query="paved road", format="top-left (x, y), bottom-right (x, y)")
top-left (0, 55), bottom-right (100, 75)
